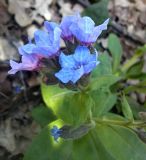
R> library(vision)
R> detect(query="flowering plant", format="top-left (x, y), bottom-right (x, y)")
top-left (9, 14), bottom-right (146, 160)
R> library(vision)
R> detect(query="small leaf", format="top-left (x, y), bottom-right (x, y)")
top-left (135, 45), bottom-right (146, 56)
top-left (126, 61), bottom-right (144, 78)
top-left (127, 97), bottom-right (146, 119)
top-left (121, 94), bottom-right (134, 120)
top-left (124, 85), bottom-right (146, 94)
top-left (120, 45), bottom-right (146, 73)
top-left (108, 33), bottom-right (123, 73)
top-left (124, 80), bottom-right (146, 94)
top-left (31, 104), bottom-right (56, 127)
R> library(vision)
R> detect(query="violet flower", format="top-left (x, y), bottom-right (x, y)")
top-left (8, 54), bottom-right (39, 74)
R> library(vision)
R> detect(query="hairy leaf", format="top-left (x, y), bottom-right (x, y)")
top-left (41, 84), bottom-right (93, 125)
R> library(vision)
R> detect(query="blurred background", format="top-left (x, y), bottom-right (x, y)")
top-left (0, 0), bottom-right (146, 159)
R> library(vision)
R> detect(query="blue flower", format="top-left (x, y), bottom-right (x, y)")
top-left (44, 21), bottom-right (59, 32)
top-left (18, 43), bottom-right (38, 56)
top-left (19, 26), bottom-right (62, 58)
top-left (69, 17), bottom-right (109, 45)
top-left (8, 55), bottom-right (39, 74)
top-left (45, 14), bottom-right (80, 41)
top-left (44, 14), bottom-right (109, 44)
top-left (60, 14), bottom-right (80, 40)
top-left (34, 27), bottom-right (61, 57)
top-left (55, 46), bottom-right (100, 83)
top-left (51, 126), bottom-right (62, 142)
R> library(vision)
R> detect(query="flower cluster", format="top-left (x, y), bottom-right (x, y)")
top-left (8, 14), bottom-right (109, 84)
top-left (55, 46), bottom-right (99, 83)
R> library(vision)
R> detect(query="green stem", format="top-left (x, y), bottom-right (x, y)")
top-left (93, 118), bottom-right (146, 128)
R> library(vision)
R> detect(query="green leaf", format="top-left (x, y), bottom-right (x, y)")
top-left (134, 73), bottom-right (146, 81)
top-left (108, 33), bottom-right (123, 73)
top-left (121, 95), bottom-right (134, 120)
top-left (89, 75), bottom-right (120, 91)
top-left (72, 131), bottom-right (113, 160)
top-left (92, 51), bottom-right (112, 77)
top-left (23, 119), bottom-right (73, 160)
top-left (23, 119), bottom-right (113, 160)
top-left (82, 0), bottom-right (109, 25)
top-left (124, 80), bottom-right (146, 94)
top-left (135, 44), bottom-right (146, 56)
top-left (101, 112), bottom-right (127, 121)
top-left (96, 124), bottom-right (146, 160)
top-left (41, 84), bottom-right (93, 125)
top-left (31, 104), bottom-right (56, 127)
top-left (121, 45), bottom-right (146, 74)
top-left (127, 97), bottom-right (146, 119)
top-left (91, 89), bottom-right (117, 117)
top-left (24, 120), bottom-right (146, 160)
top-left (126, 86), bottom-right (146, 94)
top-left (126, 61), bottom-right (144, 78)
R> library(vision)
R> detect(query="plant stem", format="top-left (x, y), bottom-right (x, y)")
top-left (93, 118), bottom-right (146, 128)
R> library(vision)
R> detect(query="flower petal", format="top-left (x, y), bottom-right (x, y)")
top-left (59, 52), bottom-right (75, 69)
top-left (44, 21), bottom-right (59, 32)
top-left (8, 60), bottom-right (22, 74)
top-left (97, 18), bottom-right (109, 30)
top-left (70, 16), bottom-right (95, 43)
top-left (34, 30), bottom-right (51, 47)
top-left (34, 28), bottom-right (61, 57)
top-left (60, 14), bottom-right (80, 39)
top-left (93, 18), bottom-right (110, 39)
top-left (18, 43), bottom-right (38, 55)
top-left (50, 27), bottom-right (62, 46)
top-left (83, 61), bottom-right (98, 74)
top-left (55, 68), bottom-right (74, 83)
top-left (83, 52), bottom-right (100, 73)
top-left (70, 16), bottom-right (109, 44)
top-left (78, 17), bottom-right (95, 34)
top-left (21, 55), bottom-right (38, 69)
top-left (73, 46), bottom-right (90, 64)
top-left (8, 55), bottom-right (39, 74)
top-left (71, 66), bottom-right (84, 83)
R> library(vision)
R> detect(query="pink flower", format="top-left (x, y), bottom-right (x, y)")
top-left (8, 55), bottom-right (39, 74)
